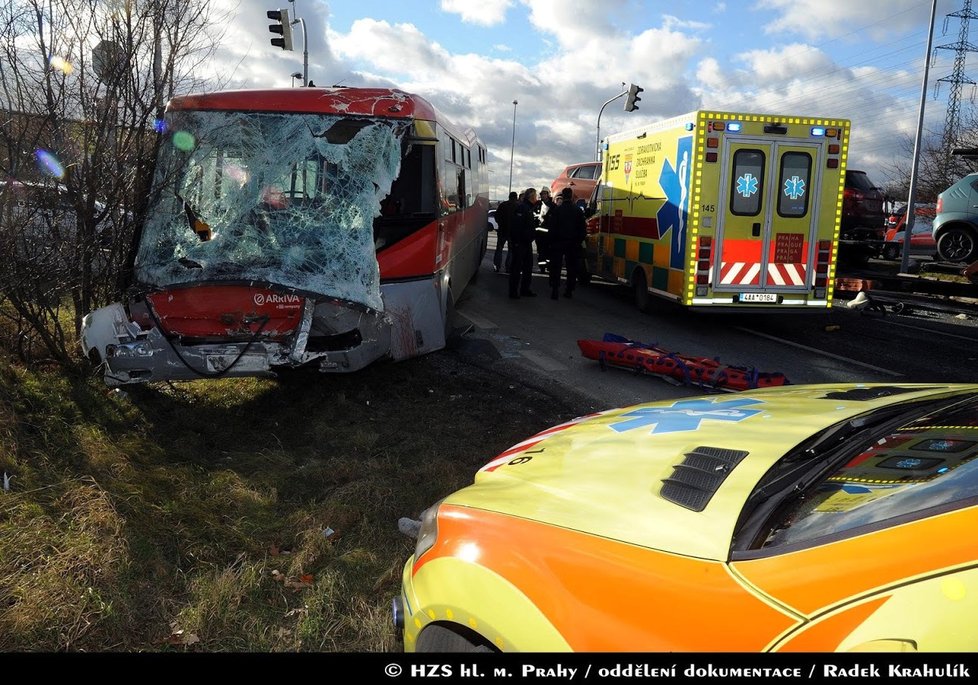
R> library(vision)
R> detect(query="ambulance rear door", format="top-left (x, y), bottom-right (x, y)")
top-left (714, 139), bottom-right (823, 303)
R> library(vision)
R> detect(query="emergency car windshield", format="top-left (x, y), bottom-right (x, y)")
top-left (135, 110), bottom-right (408, 311)
top-left (757, 394), bottom-right (978, 550)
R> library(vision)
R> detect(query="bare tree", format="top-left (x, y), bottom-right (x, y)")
top-left (0, 0), bottom-right (226, 368)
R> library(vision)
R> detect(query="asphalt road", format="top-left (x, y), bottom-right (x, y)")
top-left (452, 233), bottom-right (978, 412)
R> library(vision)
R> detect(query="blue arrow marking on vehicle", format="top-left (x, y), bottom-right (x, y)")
top-left (609, 398), bottom-right (765, 435)
top-left (784, 175), bottom-right (806, 200)
top-left (737, 173), bottom-right (759, 198)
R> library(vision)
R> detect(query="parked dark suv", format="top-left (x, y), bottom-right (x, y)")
top-left (933, 172), bottom-right (978, 263)
top-left (838, 170), bottom-right (886, 264)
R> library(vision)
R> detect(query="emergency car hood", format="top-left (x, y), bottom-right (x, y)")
top-left (448, 384), bottom-right (969, 561)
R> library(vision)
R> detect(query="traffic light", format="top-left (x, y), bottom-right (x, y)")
top-left (624, 83), bottom-right (643, 112)
top-left (267, 8), bottom-right (294, 51)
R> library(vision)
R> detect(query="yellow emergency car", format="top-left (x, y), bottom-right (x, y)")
top-left (396, 384), bottom-right (978, 651)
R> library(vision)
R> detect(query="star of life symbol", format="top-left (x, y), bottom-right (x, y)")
top-left (737, 173), bottom-right (759, 198)
top-left (608, 398), bottom-right (764, 435)
top-left (783, 175), bottom-right (806, 200)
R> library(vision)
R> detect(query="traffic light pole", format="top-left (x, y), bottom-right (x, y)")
top-left (595, 87), bottom-right (626, 162)
top-left (296, 16), bottom-right (308, 86)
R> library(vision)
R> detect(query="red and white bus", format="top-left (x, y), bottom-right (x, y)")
top-left (81, 87), bottom-right (489, 385)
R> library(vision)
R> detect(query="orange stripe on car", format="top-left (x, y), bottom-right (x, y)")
top-left (415, 505), bottom-right (799, 651)
top-left (733, 505), bottom-right (978, 616)
top-left (773, 596), bottom-right (890, 651)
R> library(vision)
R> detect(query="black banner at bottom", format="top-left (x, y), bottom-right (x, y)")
top-left (380, 653), bottom-right (973, 683)
top-left (15, 651), bottom-right (977, 683)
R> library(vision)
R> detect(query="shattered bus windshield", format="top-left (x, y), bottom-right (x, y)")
top-left (136, 111), bottom-right (409, 312)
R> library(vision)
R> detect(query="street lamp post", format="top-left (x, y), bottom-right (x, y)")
top-left (901, 0), bottom-right (938, 275)
top-left (508, 100), bottom-right (517, 195)
top-left (595, 84), bottom-right (627, 162)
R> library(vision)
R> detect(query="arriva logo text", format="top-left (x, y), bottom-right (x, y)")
top-left (254, 293), bottom-right (301, 307)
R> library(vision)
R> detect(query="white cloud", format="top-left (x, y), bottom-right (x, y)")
top-left (172, 0), bottom-right (933, 194)
top-left (523, 0), bottom-right (625, 47)
top-left (737, 43), bottom-right (836, 84)
top-left (440, 0), bottom-right (514, 26)
top-left (756, 0), bottom-right (931, 41)
top-left (663, 15), bottom-right (711, 32)
top-left (332, 19), bottom-right (452, 77)
top-left (696, 57), bottom-right (728, 91)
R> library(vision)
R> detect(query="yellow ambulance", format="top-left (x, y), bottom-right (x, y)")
top-left (586, 111), bottom-right (849, 310)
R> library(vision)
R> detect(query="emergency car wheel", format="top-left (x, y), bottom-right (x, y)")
top-left (632, 270), bottom-right (651, 313)
top-left (416, 623), bottom-right (495, 652)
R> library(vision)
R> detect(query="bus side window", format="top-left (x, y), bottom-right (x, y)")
top-left (457, 169), bottom-right (466, 210)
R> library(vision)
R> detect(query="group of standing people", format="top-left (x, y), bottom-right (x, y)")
top-left (493, 186), bottom-right (587, 300)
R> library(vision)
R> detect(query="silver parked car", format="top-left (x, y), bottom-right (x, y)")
top-left (933, 172), bottom-right (978, 263)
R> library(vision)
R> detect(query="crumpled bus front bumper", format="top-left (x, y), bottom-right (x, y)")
top-left (80, 301), bottom-right (392, 386)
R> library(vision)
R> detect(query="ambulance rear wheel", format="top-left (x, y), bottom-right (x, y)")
top-left (632, 270), bottom-right (651, 313)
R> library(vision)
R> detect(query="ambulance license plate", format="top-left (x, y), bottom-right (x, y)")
top-left (740, 293), bottom-right (778, 303)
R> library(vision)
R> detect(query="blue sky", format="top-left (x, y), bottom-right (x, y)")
top-left (212, 0), bottom-right (969, 199)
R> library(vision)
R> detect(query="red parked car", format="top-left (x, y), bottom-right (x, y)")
top-left (880, 205), bottom-right (937, 260)
top-left (550, 161), bottom-right (602, 204)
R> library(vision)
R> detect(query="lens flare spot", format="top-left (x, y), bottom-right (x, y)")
top-left (153, 119), bottom-right (168, 134)
top-left (942, 578), bottom-right (967, 602)
top-left (172, 130), bottom-right (195, 152)
top-left (49, 55), bottom-right (74, 75)
top-left (35, 149), bottom-right (65, 178)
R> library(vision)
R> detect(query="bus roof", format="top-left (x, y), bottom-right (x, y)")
top-left (166, 87), bottom-right (439, 121)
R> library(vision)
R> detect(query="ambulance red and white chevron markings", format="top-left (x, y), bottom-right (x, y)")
top-left (719, 261), bottom-right (761, 286)
top-left (766, 262), bottom-right (807, 286)
top-left (719, 262), bottom-right (807, 286)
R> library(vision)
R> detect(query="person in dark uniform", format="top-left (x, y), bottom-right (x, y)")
top-left (547, 187), bottom-right (587, 299)
top-left (509, 187), bottom-right (538, 299)
top-left (535, 188), bottom-right (556, 273)
top-left (493, 191), bottom-right (517, 273)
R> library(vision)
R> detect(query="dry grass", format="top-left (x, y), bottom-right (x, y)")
top-left (0, 344), bottom-right (587, 651)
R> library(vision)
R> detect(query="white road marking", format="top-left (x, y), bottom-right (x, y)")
top-left (735, 327), bottom-right (905, 377)
top-left (461, 311), bottom-right (498, 330)
top-left (520, 350), bottom-right (568, 372)
top-left (883, 318), bottom-right (978, 343)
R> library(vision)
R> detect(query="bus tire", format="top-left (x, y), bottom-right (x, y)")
top-left (471, 236), bottom-right (485, 283)
top-left (444, 288), bottom-right (457, 341)
top-left (632, 269), bottom-right (651, 313)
